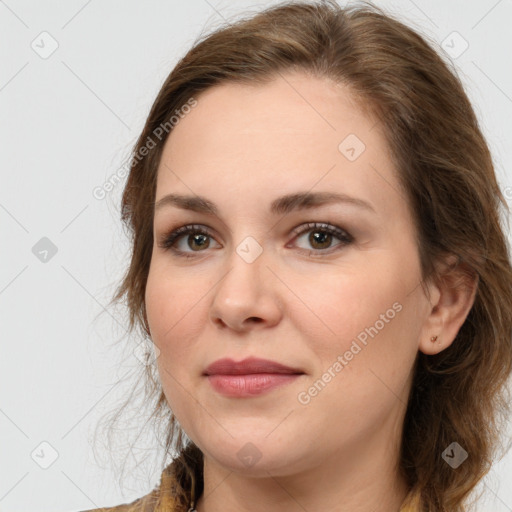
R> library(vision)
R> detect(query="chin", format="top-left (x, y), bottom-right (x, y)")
top-left (199, 434), bottom-right (309, 477)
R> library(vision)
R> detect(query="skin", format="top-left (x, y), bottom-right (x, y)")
top-left (145, 71), bottom-right (477, 511)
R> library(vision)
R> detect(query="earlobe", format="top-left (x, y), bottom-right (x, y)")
top-left (418, 258), bottom-right (478, 356)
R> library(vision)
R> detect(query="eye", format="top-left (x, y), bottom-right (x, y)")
top-left (289, 222), bottom-right (353, 254)
top-left (157, 222), bottom-right (353, 258)
top-left (157, 224), bottom-right (220, 257)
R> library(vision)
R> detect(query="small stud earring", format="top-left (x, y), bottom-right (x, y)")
top-left (430, 335), bottom-right (438, 342)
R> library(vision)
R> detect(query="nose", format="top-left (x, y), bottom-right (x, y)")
top-left (209, 244), bottom-right (283, 332)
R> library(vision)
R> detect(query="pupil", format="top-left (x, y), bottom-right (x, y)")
top-left (310, 231), bottom-right (331, 249)
top-left (190, 234), bottom-right (209, 250)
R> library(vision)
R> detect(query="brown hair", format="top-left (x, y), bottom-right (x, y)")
top-left (96, 1), bottom-right (512, 510)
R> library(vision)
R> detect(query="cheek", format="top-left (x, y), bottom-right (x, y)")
top-left (295, 271), bottom-right (403, 351)
top-left (145, 265), bottom-right (201, 424)
top-left (145, 263), bottom-right (203, 363)
top-left (298, 255), bottom-right (423, 393)
top-left (294, 274), bottom-right (420, 428)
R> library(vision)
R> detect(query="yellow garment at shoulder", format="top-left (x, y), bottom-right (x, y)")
top-left (78, 488), bottom-right (161, 512)
top-left (78, 464), bottom-right (183, 512)
top-left (399, 487), bottom-right (422, 512)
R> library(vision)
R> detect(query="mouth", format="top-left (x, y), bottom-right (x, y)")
top-left (203, 357), bottom-right (305, 398)
top-left (204, 356), bottom-right (304, 376)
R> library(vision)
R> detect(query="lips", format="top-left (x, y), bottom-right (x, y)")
top-left (203, 357), bottom-right (304, 376)
top-left (203, 357), bottom-right (305, 397)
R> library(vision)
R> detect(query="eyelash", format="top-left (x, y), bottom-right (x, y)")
top-left (157, 222), bottom-right (353, 259)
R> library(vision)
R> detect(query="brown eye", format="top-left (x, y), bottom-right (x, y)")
top-left (291, 222), bottom-right (353, 253)
top-left (308, 230), bottom-right (333, 250)
top-left (158, 224), bottom-right (219, 254)
top-left (158, 222), bottom-right (353, 258)
top-left (186, 233), bottom-right (211, 251)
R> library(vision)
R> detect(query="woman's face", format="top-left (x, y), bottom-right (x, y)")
top-left (145, 71), bottom-right (434, 476)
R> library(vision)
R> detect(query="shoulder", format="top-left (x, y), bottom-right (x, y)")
top-left (75, 448), bottom-right (200, 512)
top-left (78, 487), bottom-right (161, 512)
top-left (76, 462), bottom-right (187, 512)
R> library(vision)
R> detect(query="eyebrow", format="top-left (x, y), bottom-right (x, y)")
top-left (154, 191), bottom-right (376, 216)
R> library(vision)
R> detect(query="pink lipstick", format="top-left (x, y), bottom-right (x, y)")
top-left (203, 357), bottom-right (304, 397)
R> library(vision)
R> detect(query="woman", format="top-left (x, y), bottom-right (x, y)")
top-left (83, 1), bottom-right (512, 510)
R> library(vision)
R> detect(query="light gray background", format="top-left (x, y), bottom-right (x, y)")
top-left (1, 1), bottom-right (511, 511)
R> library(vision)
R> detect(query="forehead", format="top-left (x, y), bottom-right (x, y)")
top-left (155, 71), bottom-right (406, 221)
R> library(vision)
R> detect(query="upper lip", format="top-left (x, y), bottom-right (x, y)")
top-left (203, 357), bottom-right (304, 376)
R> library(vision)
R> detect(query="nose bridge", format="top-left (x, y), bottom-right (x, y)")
top-left (217, 234), bottom-right (267, 300)
top-left (209, 234), bottom-right (281, 329)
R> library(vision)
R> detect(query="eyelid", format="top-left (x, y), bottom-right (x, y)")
top-left (156, 223), bottom-right (216, 249)
top-left (289, 222), bottom-right (352, 242)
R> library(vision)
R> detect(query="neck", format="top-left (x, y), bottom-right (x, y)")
top-left (195, 430), bottom-right (409, 512)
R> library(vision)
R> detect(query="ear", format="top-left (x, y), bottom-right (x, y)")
top-left (418, 255), bottom-right (479, 355)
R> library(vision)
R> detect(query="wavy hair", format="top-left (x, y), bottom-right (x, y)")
top-left (95, 1), bottom-right (512, 510)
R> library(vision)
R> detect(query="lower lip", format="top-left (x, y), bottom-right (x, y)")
top-left (206, 373), bottom-right (302, 397)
